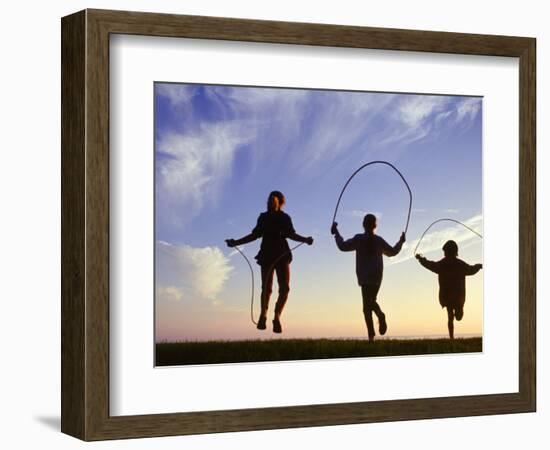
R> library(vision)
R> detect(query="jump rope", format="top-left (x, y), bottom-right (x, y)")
top-left (232, 161), bottom-right (481, 326)
top-left (331, 161), bottom-right (412, 234)
top-left (413, 218), bottom-right (483, 256)
top-left (233, 241), bottom-right (305, 325)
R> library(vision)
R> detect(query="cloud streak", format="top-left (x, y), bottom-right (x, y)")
top-left (456, 97), bottom-right (481, 124)
top-left (156, 121), bottom-right (254, 229)
top-left (381, 96), bottom-right (481, 146)
top-left (156, 83), bottom-right (198, 107)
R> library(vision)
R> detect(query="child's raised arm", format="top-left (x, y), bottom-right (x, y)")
top-left (226, 233), bottom-right (257, 247)
top-left (463, 261), bottom-right (483, 276)
top-left (331, 222), bottom-right (357, 252)
top-left (285, 215), bottom-right (313, 245)
top-left (288, 232), bottom-right (314, 245)
top-left (381, 232), bottom-right (406, 257)
top-left (226, 214), bottom-right (264, 247)
top-left (416, 254), bottom-right (441, 274)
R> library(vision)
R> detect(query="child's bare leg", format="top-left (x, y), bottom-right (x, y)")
top-left (261, 266), bottom-right (276, 315)
top-left (446, 307), bottom-right (454, 339)
top-left (260, 293), bottom-right (271, 319)
top-left (371, 301), bottom-right (384, 318)
top-left (364, 309), bottom-right (375, 340)
top-left (365, 284), bottom-right (386, 335)
top-left (361, 286), bottom-right (376, 340)
top-left (273, 263), bottom-right (290, 320)
top-left (258, 266), bottom-right (274, 329)
top-left (371, 301), bottom-right (387, 335)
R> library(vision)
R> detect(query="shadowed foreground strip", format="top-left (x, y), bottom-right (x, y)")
top-left (156, 337), bottom-right (482, 366)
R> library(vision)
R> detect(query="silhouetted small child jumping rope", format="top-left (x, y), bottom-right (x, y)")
top-left (226, 191), bottom-right (313, 334)
top-left (416, 240), bottom-right (482, 339)
top-left (331, 214), bottom-right (405, 341)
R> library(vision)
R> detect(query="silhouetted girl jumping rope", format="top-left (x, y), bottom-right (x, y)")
top-left (226, 191), bottom-right (313, 334)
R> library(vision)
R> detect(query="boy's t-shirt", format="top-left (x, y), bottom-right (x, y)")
top-left (335, 233), bottom-right (403, 286)
top-left (252, 211), bottom-right (295, 266)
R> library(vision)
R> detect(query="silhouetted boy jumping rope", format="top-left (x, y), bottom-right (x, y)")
top-left (226, 191), bottom-right (313, 334)
top-left (331, 214), bottom-right (405, 341)
top-left (416, 240), bottom-right (482, 339)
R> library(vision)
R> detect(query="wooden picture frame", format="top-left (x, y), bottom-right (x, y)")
top-left (61, 9), bottom-right (536, 441)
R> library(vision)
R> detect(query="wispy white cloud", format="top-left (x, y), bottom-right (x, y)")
top-left (156, 241), bottom-right (234, 300)
top-left (208, 85), bottom-right (308, 112)
top-left (296, 92), bottom-right (396, 171)
top-left (232, 88), bottom-right (311, 170)
top-left (381, 95), bottom-right (450, 145)
top-left (398, 96), bottom-right (449, 128)
top-left (156, 122), bottom-right (254, 228)
top-left (156, 83), bottom-right (197, 107)
top-left (444, 208), bottom-right (459, 214)
top-left (381, 95), bottom-right (481, 146)
top-left (346, 209), bottom-right (383, 219)
top-left (455, 97), bottom-right (481, 124)
top-left (435, 110), bottom-right (453, 123)
top-left (199, 86), bottom-right (396, 175)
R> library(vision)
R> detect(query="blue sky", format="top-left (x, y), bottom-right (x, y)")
top-left (154, 82), bottom-right (483, 341)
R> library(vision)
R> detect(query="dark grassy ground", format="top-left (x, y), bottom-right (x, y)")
top-left (155, 337), bottom-right (482, 366)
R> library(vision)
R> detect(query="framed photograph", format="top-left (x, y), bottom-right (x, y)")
top-left (61, 9), bottom-right (536, 440)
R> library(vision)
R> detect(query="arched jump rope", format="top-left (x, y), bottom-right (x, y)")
top-left (232, 161), bottom-right (480, 326)
top-left (331, 161), bottom-right (412, 234)
top-left (413, 218), bottom-right (483, 256)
